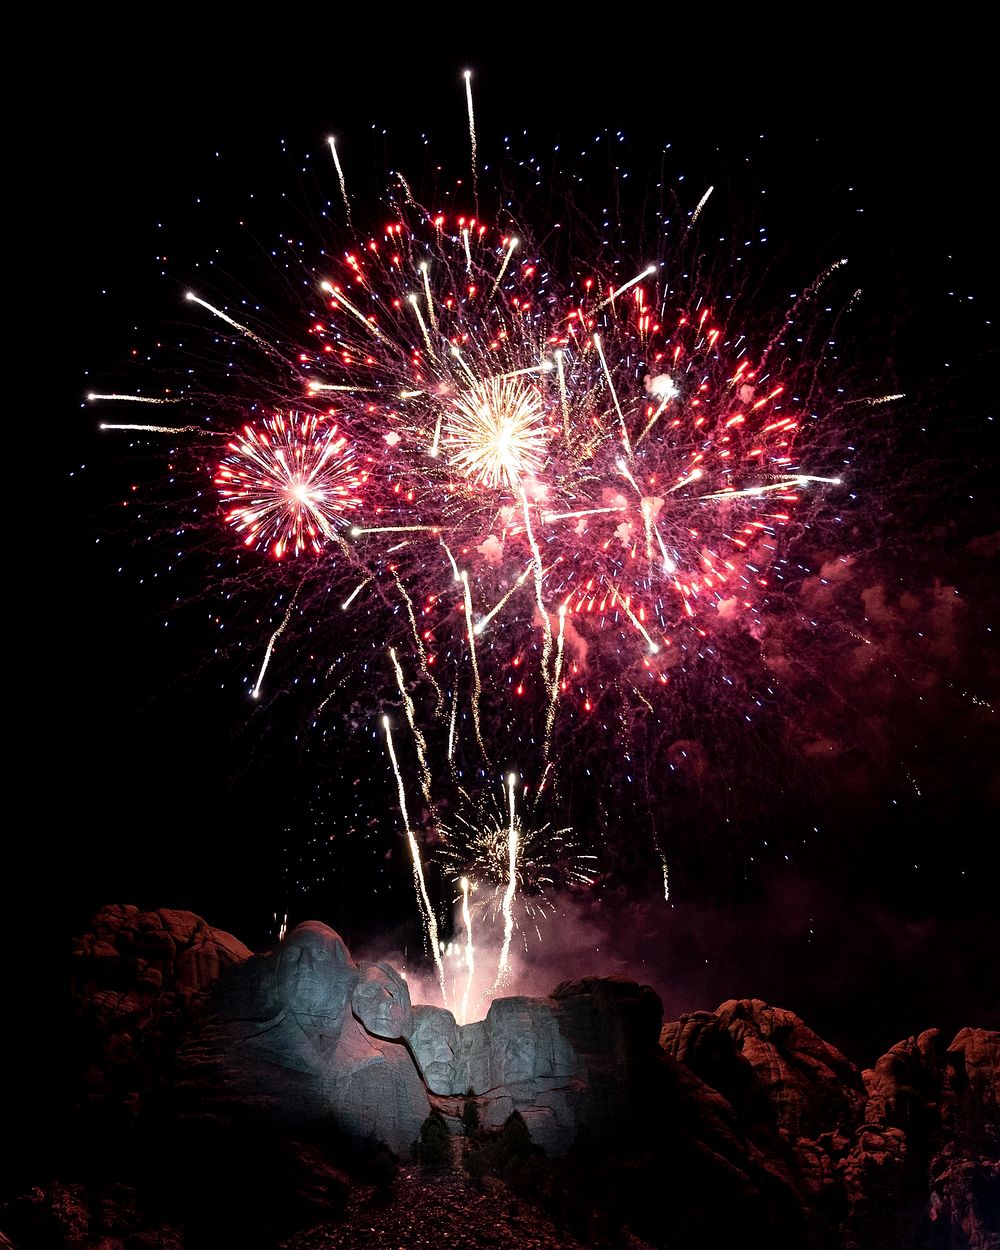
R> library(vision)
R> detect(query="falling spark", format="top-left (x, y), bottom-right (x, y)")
top-left (306, 382), bottom-right (376, 394)
top-left (100, 422), bottom-right (215, 435)
top-left (441, 541), bottom-right (462, 583)
top-left (554, 348), bottom-right (570, 442)
top-left (447, 685), bottom-right (459, 761)
top-left (419, 261), bottom-right (439, 334)
top-left (327, 135), bottom-right (351, 225)
top-left (461, 571), bottom-right (487, 759)
top-left (760, 258), bottom-right (848, 370)
top-left (543, 607), bottom-right (567, 758)
top-left (392, 573), bottom-right (444, 714)
top-left (474, 562), bottom-right (534, 636)
top-left (489, 235), bottom-right (519, 299)
top-left (459, 876), bottom-right (475, 1024)
top-left (341, 577), bottom-right (372, 610)
top-left (464, 69), bottom-right (477, 207)
top-left (88, 393), bottom-right (182, 404)
top-left (593, 333), bottom-right (631, 455)
top-left (846, 393), bottom-right (906, 406)
top-left (185, 291), bottom-right (271, 350)
top-left (251, 583), bottom-right (302, 699)
top-left (493, 772), bottom-right (520, 992)
top-left (594, 265), bottom-right (657, 312)
top-left (407, 292), bottom-right (436, 357)
top-left (520, 486), bottom-right (554, 687)
top-left (383, 715), bottom-right (447, 1005)
top-left (320, 281), bottom-right (387, 343)
top-left (686, 185), bottom-right (714, 233)
top-left (390, 647), bottom-right (433, 804)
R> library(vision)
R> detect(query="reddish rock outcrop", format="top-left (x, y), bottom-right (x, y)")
top-left (7, 908), bottom-right (996, 1250)
top-left (715, 997), bottom-right (867, 1138)
top-left (70, 904), bottom-right (251, 1116)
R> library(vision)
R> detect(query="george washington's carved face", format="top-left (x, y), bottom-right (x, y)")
top-left (276, 921), bottom-right (357, 1020)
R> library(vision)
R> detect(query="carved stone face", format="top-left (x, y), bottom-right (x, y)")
top-left (276, 921), bottom-right (357, 1021)
top-left (352, 961), bottom-right (412, 1040)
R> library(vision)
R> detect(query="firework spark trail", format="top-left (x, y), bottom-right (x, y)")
top-left (461, 571), bottom-right (488, 759)
top-left (543, 607), bottom-right (567, 762)
top-left (306, 382), bottom-right (376, 394)
top-left (441, 542), bottom-right (462, 583)
top-left (351, 524), bottom-right (440, 536)
top-left (341, 576), bottom-right (372, 610)
top-left (464, 70), bottom-right (478, 208)
top-left (327, 136), bottom-right (351, 225)
top-left (389, 647), bottom-right (433, 805)
top-left (430, 411), bottom-right (444, 458)
top-left (319, 282), bottom-right (388, 344)
top-left (594, 265), bottom-right (657, 312)
top-left (698, 473), bottom-right (842, 500)
top-left (593, 333), bottom-right (632, 456)
top-left (447, 685), bottom-right (459, 761)
top-left (520, 487), bottom-right (554, 690)
top-left (420, 262), bottom-right (438, 333)
top-left (459, 876), bottom-right (475, 1025)
top-left (382, 715), bottom-right (448, 1005)
top-left (100, 422), bottom-right (218, 435)
top-left (554, 349), bottom-right (570, 442)
top-left (846, 393), bottom-right (906, 406)
top-left (611, 588), bottom-right (660, 654)
top-left (487, 772), bottom-right (520, 997)
top-left (759, 258), bottom-right (848, 370)
top-left (685, 185), bottom-right (714, 234)
top-left (392, 573), bottom-right (444, 715)
top-left (407, 292), bottom-right (436, 358)
top-left (185, 292), bottom-right (272, 351)
top-left (89, 393), bottom-right (183, 405)
top-left (660, 851), bottom-right (670, 902)
top-left (251, 582), bottom-right (303, 700)
top-left (488, 235), bottom-right (518, 300)
top-left (635, 390), bottom-right (675, 447)
top-left (474, 562), bottom-right (534, 636)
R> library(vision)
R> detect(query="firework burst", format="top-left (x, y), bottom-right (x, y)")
top-left (90, 90), bottom-right (871, 1004)
top-left (215, 411), bottom-right (364, 558)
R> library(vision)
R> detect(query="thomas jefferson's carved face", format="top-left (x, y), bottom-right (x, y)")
top-left (352, 961), bottom-right (412, 1040)
top-left (276, 921), bottom-right (357, 1020)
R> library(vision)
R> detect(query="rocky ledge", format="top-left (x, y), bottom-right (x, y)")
top-left (2, 906), bottom-right (996, 1249)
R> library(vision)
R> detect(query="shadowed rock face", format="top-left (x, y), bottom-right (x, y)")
top-left (196, 926), bottom-right (669, 1155)
top-left (45, 907), bottom-right (999, 1250)
top-left (185, 921), bottom-right (428, 1153)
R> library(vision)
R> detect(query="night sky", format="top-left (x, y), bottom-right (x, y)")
top-left (27, 29), bottom-right (999, 1102)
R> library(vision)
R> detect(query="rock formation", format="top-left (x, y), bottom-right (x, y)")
top-left (6, 906), bottom-right (995, 1250)
top-left (181, 920), bottom-right (430, 1153)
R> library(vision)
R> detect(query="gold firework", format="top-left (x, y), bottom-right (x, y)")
top-left (446, 376), bottom-right (548, 489)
